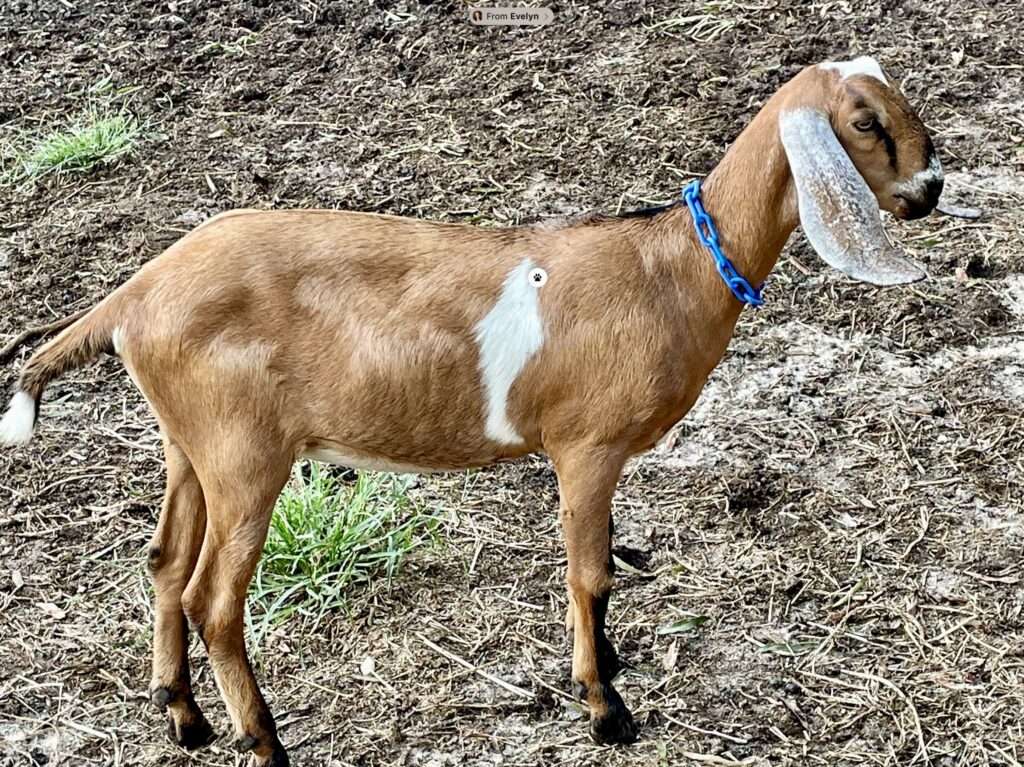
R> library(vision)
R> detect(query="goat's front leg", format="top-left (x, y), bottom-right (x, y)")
top-left (552, 444), bottom-right (636, 745)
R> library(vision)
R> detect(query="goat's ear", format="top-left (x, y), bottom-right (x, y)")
top-left (779, 108), bottom-right (925, 286)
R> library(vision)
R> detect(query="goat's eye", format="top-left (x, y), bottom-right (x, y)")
top-left (853, 117), bottom-right (876, 132)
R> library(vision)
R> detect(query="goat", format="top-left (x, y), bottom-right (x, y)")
top-left (0, 57), bottom-right (942, 765)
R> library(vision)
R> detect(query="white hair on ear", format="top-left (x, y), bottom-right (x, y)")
top-left (779, 108), bottom-right (925, 286)
top-left (820, 56), bottom-right (887, 84)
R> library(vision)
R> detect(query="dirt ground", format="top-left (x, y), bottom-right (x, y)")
top-left (1, 1), bottom-right (1023, 766)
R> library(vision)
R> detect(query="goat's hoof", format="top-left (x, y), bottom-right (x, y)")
top-left (150, 686), bottom-right (173, 711)
top-left (589, 686), bottom-right (638, 745)
top-left (247, 744), bottom-right (290, 767)
top-left (166, 713), bottom-right (216, 751)
top-left (234, 733), bottom-right (260, 753)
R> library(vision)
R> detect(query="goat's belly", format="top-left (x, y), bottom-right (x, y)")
top-left (297, 434), bottom-right (527, 474)
top-left (300, 444), bottom-right (441, 474)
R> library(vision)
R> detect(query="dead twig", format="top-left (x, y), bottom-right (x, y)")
top-left (416, 632), bottom-right (534, 700)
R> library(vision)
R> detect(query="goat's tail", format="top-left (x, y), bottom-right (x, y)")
top-left (0, 297), bottom-right (120, 446)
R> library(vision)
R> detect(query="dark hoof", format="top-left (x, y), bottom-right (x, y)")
top-left (234, 734), bottom-right (260, 753)
top-left (246, 744), bottom-right (290, 767)
top-left (167, 713), bottom-right (216, 751)
top-left (268, 745), bottom-right (290, 767)
top-left (589, 685), bottom-right (638, 745)
top-left (150, 686), bottom-right (173, 711)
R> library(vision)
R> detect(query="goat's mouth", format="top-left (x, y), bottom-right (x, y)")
top-left (891, 193), bottom-right (937, 221)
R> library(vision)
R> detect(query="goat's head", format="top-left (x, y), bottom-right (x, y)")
top-left (826, 58), bottom-right (943, 220)
top-left (778, 56), bottom-right (942, 286)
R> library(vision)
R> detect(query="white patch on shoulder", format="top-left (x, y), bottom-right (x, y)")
top-left (820, 56), bottom-right (887, 84)
top-left (0, 391), bottom-right (36, 446)
top-left (302, 446), bottom-right (434, 474)
top-left (474, 258), bottom-right (545, 445)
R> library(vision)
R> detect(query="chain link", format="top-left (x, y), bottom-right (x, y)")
top-left (682, 180), bottom-right (765, 307)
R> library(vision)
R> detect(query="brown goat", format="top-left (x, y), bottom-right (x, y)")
top-left (1, 57), bottom-right (942, 764)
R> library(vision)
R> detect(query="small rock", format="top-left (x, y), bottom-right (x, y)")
top-left (38, 602), bottom-right (66, 620)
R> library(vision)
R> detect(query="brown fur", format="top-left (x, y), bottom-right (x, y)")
top-left (5, 63), bottom-right (938, 762)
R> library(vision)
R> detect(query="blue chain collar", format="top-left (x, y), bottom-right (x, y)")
top-left (682, 180), bottom-right (764, 307)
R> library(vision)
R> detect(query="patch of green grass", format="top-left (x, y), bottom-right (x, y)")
top-left (657, 614), bottom-right (710, 636)
top-left (199, 33), bottom-right (258, 57)
top-left (13, 109), bottom-right (142, 181)
top-left (248, 463), bottom-right (437, 639)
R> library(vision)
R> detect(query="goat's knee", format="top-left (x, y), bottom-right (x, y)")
top-left (146, 543), bottom-right (163, 573)
top-left (180, 596), bottom-right (238, 647)
top-left (148, 548), bottom-right (196, 596)
top-left (566, 567), bottom-right (614, 601)
top-left (180, 586), bottom-right (210, 639)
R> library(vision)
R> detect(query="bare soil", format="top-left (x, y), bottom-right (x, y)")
top-left (1, 2), bottom-right (1022, 766)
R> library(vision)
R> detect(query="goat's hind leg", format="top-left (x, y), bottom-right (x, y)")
top-left (182, 450), bottom-right (291, 767)
top-left (148, 440), bottom-right (215, 749)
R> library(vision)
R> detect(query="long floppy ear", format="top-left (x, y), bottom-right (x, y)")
top-left (779, 108), bottom-right (925, 285)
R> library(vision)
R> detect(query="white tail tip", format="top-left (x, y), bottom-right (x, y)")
top-left (0, 391), bottom-right (36, 446)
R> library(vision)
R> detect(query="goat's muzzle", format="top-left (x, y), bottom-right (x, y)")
top-left (894, 176), bottom-right (943, 220)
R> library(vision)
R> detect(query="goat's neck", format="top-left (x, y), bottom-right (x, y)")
top-left (656, 89), bottom-right (809, 314)
top-left (699, 98), bottom-right (800, 289)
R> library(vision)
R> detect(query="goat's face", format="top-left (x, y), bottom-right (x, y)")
top-left (831, 72), bottom-right (943, 221)
top-left (777, 58), bottom-right (939, 286)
